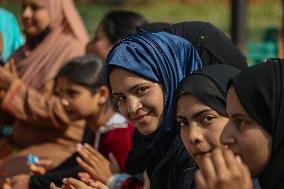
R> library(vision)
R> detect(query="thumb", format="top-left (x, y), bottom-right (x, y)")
top-left (109, 153), bottom-right (120, 173)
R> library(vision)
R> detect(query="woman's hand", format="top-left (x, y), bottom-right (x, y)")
top-left (76, 143), bottom-right (120, 184)
top-left (195, 148), bottom-right (253, 189)
top-left (50, 178), bottom-right (109, 189)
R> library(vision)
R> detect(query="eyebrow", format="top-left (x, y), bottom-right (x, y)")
top-left (230, 113), bottom-right (249, 119)
top-left (112, 82), bottom-right (148, 96)
top-left (177, 109), bottom-right (213, 121)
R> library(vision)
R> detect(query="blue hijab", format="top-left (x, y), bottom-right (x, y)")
top-left (106, 31), bottom-right (202, 152)
top-left (0, 8), bottom-right (24, 63)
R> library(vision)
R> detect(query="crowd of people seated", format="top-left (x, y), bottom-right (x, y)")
top-left (0, 1), bottom-right (282, 189)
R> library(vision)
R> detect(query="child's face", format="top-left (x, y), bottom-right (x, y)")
top-left (221, 86), bottom-right (272, 176)
top-left (109, 68), bottom-right (164, 135)
top-left (176, 93), bottom-right (228, 165)
top-left (56, 77), bottom-right (101, 122)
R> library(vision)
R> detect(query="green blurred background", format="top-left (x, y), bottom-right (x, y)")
top-left (0, 0), bottom-right (281, 65)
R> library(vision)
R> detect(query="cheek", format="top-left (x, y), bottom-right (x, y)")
top-left (180, 129), bottom-right (193, 155)
top-left (35, 12), bottom-right (50, 28)
top-left (239, 134), bottom-right (271, 175)
top-left (118, 104), bottom-right (129, 118)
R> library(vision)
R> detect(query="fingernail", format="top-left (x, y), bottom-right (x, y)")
top-left (77, 143), bottom-right (82, 149)
top-left (236, 155), bottom-right (242, 165)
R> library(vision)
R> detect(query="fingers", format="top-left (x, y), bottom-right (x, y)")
top-left (50, 182), bottom-right (61, 189)
top-left (108, 153), bottom-right (120, 174)
top-left (84, 144), bottom-right (105, 160)
top-left (76, 157), bottom-right (97, 179)
top-left (195, 170), bottom-right (207, 189)
top-left (63, 178), bottom-right (87, 188)
top-left (78, 172), bottom-right (95, 186)
top-left (76, 144), bottom-right (99, 168)
top-left (197, 154), bottom-right (216, 185)
top-left (89, 181), bottom-right (109, 189)
top-left (78, 172), bottom-right (91, 179)
top-left (195, 148), bottom-right (253, 189)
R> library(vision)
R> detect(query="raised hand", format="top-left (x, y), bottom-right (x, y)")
top-left (76, 143), bottom-right (120, 184)
top-left (195, 148), bottom-right (253, 189)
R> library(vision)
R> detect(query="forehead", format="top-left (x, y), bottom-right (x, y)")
top-left (23, 0), bottom-right (46, 6)
top-left (56, 77), bottom-right (80, 89)
top-left (177, 93), bottom-right (210, 116)
top-left (109, 68), bottom-right (154, 91)
top-left (226, 86), bottom-right (249, 116)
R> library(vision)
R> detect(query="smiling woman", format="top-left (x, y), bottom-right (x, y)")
top-left (110, 68), bottom-right (164, 135)
top-left (107, 31), bottom-right (202, 188)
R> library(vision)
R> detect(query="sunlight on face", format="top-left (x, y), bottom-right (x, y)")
top-left (109, 68), bottom-right (164, 135)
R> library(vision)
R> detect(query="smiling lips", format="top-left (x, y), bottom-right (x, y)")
top-left (131, 112), bottom-right (151, 123)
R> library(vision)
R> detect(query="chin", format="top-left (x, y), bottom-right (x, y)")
top-left (137, 126), bottom-right (157, 136)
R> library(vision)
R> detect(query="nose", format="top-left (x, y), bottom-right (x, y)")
top-left (187, 122), bottom-right (204, 145)
top-left (127, 96), bottom-right (142, 115)
top-left (22, 6), bottom-right (32, 19)
top-left (61, 98), bottom-right (70, 108)
top-left (220, 120), bottom-right (236, 145)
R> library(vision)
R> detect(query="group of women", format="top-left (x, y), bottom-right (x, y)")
top-left (0, 0), bottom-right (283, 189)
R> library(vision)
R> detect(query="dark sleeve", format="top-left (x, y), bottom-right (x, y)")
top-left (29, 153), bottom-right (83, 189)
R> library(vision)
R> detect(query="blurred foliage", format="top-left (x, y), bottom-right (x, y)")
top-left (0, 0), bottom-right (280, 42)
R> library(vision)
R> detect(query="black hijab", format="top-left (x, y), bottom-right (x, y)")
top-left (231, 58), bottom-right (284, 189)
top-left (176, 64), bottom-right (240, 116)
top-left (141, 21), bottom-right (248, 70)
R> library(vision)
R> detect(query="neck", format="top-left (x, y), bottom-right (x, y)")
top-left (26, 27), bottom-right (51, 50)
top-left (87, 104), bottom-right (115, 131)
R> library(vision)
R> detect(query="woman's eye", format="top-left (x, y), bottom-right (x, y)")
top-left (114, 96), bottom-right (126, 103)
top-left (176, 119), bottom-right (188, 128)
top-left (136, 87), bottom-right (148, 96)
top-left (200, 115), bottom-right (215, 125)
top-left (234, 118), bottom-right (247, 129)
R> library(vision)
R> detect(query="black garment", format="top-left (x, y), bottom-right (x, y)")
top-left (29, 153), bottom-right (83, 189)
top-left (29, 127), bottom-right (148, 188)
top-left (125, 130), bottom-right (150, 175)
top-left (149, 135), bottom-right (196, 189)
top-left (141, 21), bottom-right (248, 70)
top-left (29, 126), bottom-right (92, 189)
top-left (176, 64), bottom-right (240, 116)
top-left (26, 27), bottom-right (51, 49)
top-left (231, 58), bottom-right (284, 189)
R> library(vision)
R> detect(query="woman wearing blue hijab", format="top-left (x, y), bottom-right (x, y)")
top-left (0, 8), bottom-right (24, 64)
top-left (107, 31), bottom-right (202, 188)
